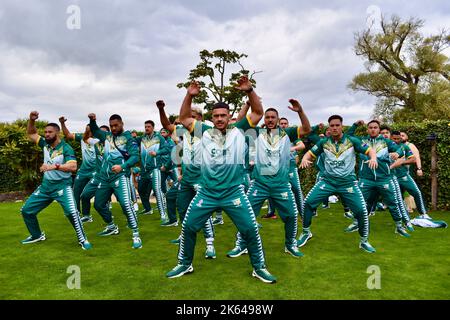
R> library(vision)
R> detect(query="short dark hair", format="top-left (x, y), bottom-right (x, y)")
top-left (212, 102), bottom-right (230, 110)
top-left (391, 130), bottom-right (401, 136)
top-left (367, 120), bottom-right (381, 127)
top-left (100, 125), bottom-right (110, 132)
top-left (328, 115), bottom-right (343, 123)
top-left (380, 125), bottom-right (391, 132)
top-left (46, 123), bottom-right (60, 131)
top-left (145, 120), bottom-right (155, 127)
top-left (279, 117), bottom-right (288, 122)
top-left (109, 114), bottom-right (122, 122)
top-left (265, 108), bottom-right (279, 116)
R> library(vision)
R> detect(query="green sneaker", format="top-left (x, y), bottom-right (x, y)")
top-left (226, 246), bottom-right (248, 258)
top-left (252, 268), bottom-right (277, 284)
top-left (97, 225), bottom-right (119, 236)
top-left (285, 245), bottom-right (304, 258)
top-left (170, 238), bottom-right (180, 245)
top-left (132, 236), bottom-right (142, 249)
top-left (212, 218), bottom-right (224, 225)
top-left (205, 245), bottom-right (216, 259)
top-left (359, 241), bottom-right (376, 253)
top-left (344, 222), bottom-right (359, 233)
top-left (161, 220), bottom-right (178, 227)
top-left (406, 222), bottom-right (415, 232)
top-left (344, 211), bottom-right (354, 219)
top-left (297, 231), bottom-right (313, 247)
top-left (166, 264), bottom-right (194, 278)
top-left (81, 215), bottom-right (93, 223)
top-left (138, 209), bottom-right (153, 215)
top-left (21, 232), bottom-right (46, 244)
top-left (80, 240), bottom-right (92, 250)
top-left (395, 226), bottom-right (411, 238)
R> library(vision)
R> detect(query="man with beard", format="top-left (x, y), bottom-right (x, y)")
top-left (166, 76), bottom-right (276, 283)
top-left (227, 101), bottom-right (310, 259)
top-left (20, 111), bottom-right (92, 250)
top-left (156, 100), bottom-right (216, 259)
top-left (135, 120), bottom-right (170, 222)
top-left (88, 113), bottom-right (142, 249)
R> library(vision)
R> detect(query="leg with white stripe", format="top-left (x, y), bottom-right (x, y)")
top-left (339, 182), bottom-right (375, 253)
top-left (57, 186), bottom-right (92, 250)
top-left (298, 179), bottom-right (334, 247)
top-left (290, 168), bottom-right (304, 219)
top-left (152, 169), bottom-right (167, 222)
top-left (401, 174), bottom-right (427, 216)
top-left (20, 185), bottom-right (52, 243)
top-left (228, 181), bottom-right (266, 257)
top-left (270, 184), bottom-right (302, 257)
top-left (114, 176), bottom-right (141, 249)
top-left (223, 186), bottom-right (276, 283)
top-left (392, 177), bottom-right (411, 223)
top-left (166, 189), bottom-right (217, 278)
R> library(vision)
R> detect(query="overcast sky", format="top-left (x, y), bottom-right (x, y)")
top-left (0, 0), bottom-right (448, 131)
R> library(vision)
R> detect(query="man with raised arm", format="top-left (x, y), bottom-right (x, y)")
top-left (59, 117), bottom-right (98, 223)
top-left (166, 76), bottom-right (277, 283)
top-left (156, 100), bottom-right (216, 259)
top-left (88, 113), bottom-right (142, 249)
top-left (20, 111), bottom-right (92, 250)
top-left (298, 115), bottom-right (378, 253)
top-left (227, 99), bottom-right (310, 259)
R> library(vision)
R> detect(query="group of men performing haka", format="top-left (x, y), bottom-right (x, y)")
top-left (20, 76), bottom-right (432, 284)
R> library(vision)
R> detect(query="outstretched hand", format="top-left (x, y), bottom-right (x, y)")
top-left (88, 113), bottom-right (96, 121)
top-left (300, 158), bottom-right (313, 169)
top-left (59, 116), bottom-right (67, 124)
top-left (288, 99), bottom-right (303, 113)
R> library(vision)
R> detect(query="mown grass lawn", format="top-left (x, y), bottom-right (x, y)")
top-left (0, 201), bottom-right (449, 300)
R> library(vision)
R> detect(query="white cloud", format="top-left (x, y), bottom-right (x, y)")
top-left (0, 1), bottom-right (448, 132)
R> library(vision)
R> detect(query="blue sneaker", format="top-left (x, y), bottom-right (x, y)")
top-left (344, 211), bottom-right (354, 219)
top-left (170, 238), bottom-right (180, 245)
top-left (166, 264), bottom-right (194, 278)
top-left (97, 225), bottom-right (119, 236)
top-left (285, 245), bottom-right (304, 258)
top-left (297, 231), bottom-right (313, 247)
top-left (21, 232), bottom-right (46, 244)
top-left (344, 222), bottom-right (359, 233)
top-left (161, 220), bottom-right (178, 227)
top-left (80, 240), bottom-right (92, 250)
top-left (226, 246), bottom-right (248, 258)
top-left (406, 222), bottom-right (415, 232)
top-left (205, 245), bottom-right (216, 259)
top-left (132, 236), bottom-right (142, 249)
top-left (359, 241), bottom-right (376, 253)
top-left (138, 209), bottom-right (153, 215)
top-left (81, 215), bottom-right (93, 223)
top-left (395, 226), bottom-right (411, 238)
top-left (252, 268), bottom-right (277, 284)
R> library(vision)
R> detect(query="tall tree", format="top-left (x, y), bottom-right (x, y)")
top-left (177, 49), bottom-right (260, 116)
top-left (350, 15), bottom-right (450, 122)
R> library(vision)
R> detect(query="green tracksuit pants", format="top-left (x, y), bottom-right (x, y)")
top-left (237, 180), bottom-right (298, 249)
top-left (391, 176), bottom-right (411, 223)
top-left (80, 176), bottom-right (111, 222)
top-left (73, 174), bottom-right (94, 217)
top-left (176, 182), bottom-right (214, 240)
top-left (397, 174), bottom-right (427, 215)
top-left (302, 178), bottom-right (370, 240)
top-left (137, 169), bottom-right (166, 218)
top-left (94, 175), bottom-right (139, 232)
top-left (21, 181), bottom-right (88, 244)
top-left (177, 185), bottom-right (265, 269)
top-left (359, 178), bottom-right (402, 222)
